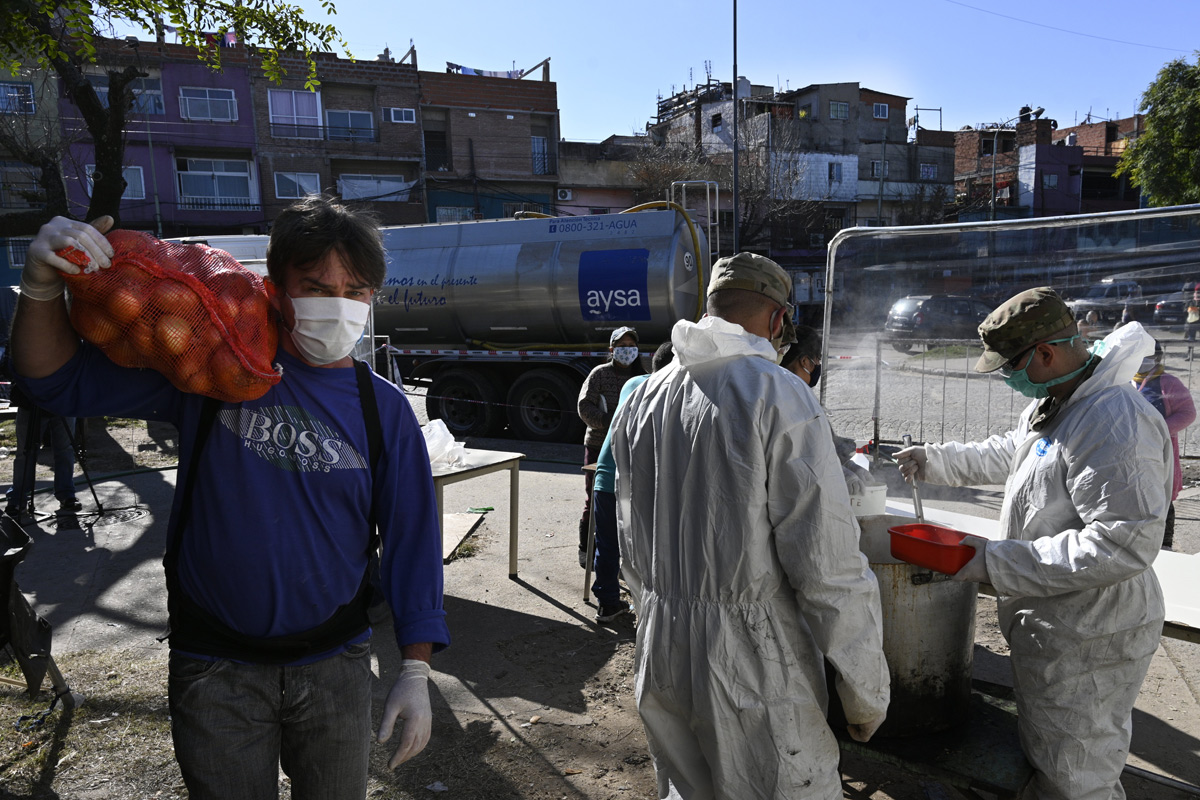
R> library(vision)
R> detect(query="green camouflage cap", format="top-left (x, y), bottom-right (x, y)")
top-left (708, 252), bottom-right (792, 308)
top-left (975, 286), bottom-right (1075, 373)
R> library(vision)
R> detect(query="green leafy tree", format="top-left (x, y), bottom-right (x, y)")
top-left (0, 0), bottom-right (347, 233)
top-left (1117, 53), bottom-right (1200, 207)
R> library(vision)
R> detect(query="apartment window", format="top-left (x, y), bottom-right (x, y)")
top-left (274, 171), bottom-right (320, 199)
top-left (386, 107), bottom-right (416, 123)
top-left (337, 174), bottom-right (413, 202)
top-left (798, 103), bottom-right (813, 120)
top-left (532, 135), bottom-right (552, 175)
top-left (711, 113), bottom-right (723, 133)
top-left (436, 206), bottom-right (475, 222)
top-left (0, 161), bottom-right (40, 208)
top-left (920, 162), bottom-right (938, 180)
top-left (87, 75), bottom-right (164, 115)
top-left (176, 158), bottom-right (257, 210)
top-left (829, 101), bottom-right (849, 120)
top-left (828, 162), bottom-right (843, 183)
top-left (424, 110), bottom-right (450, 171)
top-left (326, 110), bottom-right (375, 141)
top-left (503, 202), bottom-right (544, 217)
top-left (7, 237), bottom-right (32, 268)
top-left (1043, 173), bottom-right (1059, 189)
top-left (870, 160), bottom-right (889, 179)
top-left (0, 82), bottom-right (35, 114)
top-left (268, 89), bottom-right (321, 138)
top-left (179, 87), bottom-right (237, 122)
top-left (873, 102), bottom-right (888, 119)
top-left (85, 164), bottom-right (146, 200)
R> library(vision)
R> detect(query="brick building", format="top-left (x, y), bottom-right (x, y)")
top-left (251, 47), bottom-right (425, 227)
top-left (1050, 114), bottom-right (1143, 213)
top-left (954, 109), bottom-right (1142, 220)
top-left (418, 68), bottom-right (559, 221)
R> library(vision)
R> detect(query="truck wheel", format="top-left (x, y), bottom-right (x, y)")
top-left (506, 369), bottom-right (585, 443)
top-left (427, 369), bottom-right (504, 438)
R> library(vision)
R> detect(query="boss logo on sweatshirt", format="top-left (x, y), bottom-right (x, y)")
top-left (219, 407), bottom-right (369, 473)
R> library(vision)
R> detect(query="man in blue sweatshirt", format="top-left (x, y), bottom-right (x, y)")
top-left (11, 196), bottom-right (449, 800)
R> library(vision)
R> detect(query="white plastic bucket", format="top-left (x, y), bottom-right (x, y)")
top-left (850, 483), bottom-right (887, 517)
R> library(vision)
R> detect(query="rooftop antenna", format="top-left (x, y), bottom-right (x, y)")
top-left (704, 59), bottom-right (712, 82)
top-left (689, 67), bottom-right (693, 88)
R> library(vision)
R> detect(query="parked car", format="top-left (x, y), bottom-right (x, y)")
top-left (1065, 280), bottom-right (1147, 326)
top-left (882, 295), bottom-right (993, 353)
top-left (1153, 290), bottom-right (1195, 330)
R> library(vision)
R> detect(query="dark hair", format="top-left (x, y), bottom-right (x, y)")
top-left (651, 341), bottom-right (675, 372)
top-left (781, 324), bottom-right (822, 370)
top-left (266, 195), bottom-right (387, 290)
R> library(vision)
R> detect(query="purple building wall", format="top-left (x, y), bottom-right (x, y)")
top-left (62, 45), bottom-right (266, 237)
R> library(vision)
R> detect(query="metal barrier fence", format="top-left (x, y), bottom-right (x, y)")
top-left (847, 334), bottom-right (1200, 459)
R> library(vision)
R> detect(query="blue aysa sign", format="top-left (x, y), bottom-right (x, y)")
top-left (578, 248), bottom-right (651, 321)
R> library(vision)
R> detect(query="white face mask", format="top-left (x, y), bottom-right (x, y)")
top-left (612, 346), bottom-right (639, 366)
top-left (287, 295), bottom-right (371, 366)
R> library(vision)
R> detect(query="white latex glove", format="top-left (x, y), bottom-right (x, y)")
top-left (21, 216), bottom-right (114, 301)
top-left (842, 464), bottom-right (867, 496)
top-left (894, 445), bottom-right (927, 485)
top-left (847, 713), bottom-right (887, 743)
top-left (952, 536), bottom-right (990, 584)
top-left (377, 659), bottom-right (432, 768)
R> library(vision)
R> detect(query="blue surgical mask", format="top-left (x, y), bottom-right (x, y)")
top-left (1001, 335), bottom-right (1093, 398)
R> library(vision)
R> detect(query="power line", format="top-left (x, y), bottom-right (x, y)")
top-left (942, 0), bottom-right (1191, 53)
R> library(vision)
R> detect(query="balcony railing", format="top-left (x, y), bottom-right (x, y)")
top-left (532, 152), bottom-right (557, 175)
top-left (178, 196), bottom-right (261, 212)
top-left (269, 122), bottom-right (380, 142)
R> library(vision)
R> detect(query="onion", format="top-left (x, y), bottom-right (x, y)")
top-left (155, 315), bottom-right (193, 356)
top-left (106, 286), bottom-right (146, 326)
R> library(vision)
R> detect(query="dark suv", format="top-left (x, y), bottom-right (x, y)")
top-left (883, 295), bottom-right (993, 353)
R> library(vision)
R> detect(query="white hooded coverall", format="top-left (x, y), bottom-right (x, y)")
top-left (612, 316), bottom-right (890, 800)
top-left (923, 323), bottom-right (1170, 800)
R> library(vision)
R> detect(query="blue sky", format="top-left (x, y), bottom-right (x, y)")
top-left (124, 1), bottom-right (1199, 140)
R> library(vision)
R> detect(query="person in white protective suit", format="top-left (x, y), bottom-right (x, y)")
top-left (611, 252), bottom-right (890, 800)
top-left (896, 287), bottom-right (1170, 800)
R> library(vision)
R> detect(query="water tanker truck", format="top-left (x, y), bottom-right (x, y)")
top-left (180, 207), bottom-right (710, 441)
top-left (377, 206), bottom-right (708, 441)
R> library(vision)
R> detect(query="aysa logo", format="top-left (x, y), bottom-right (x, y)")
top-left (578, 248), bottom-right (651, 321)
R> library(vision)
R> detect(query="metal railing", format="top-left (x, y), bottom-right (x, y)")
top-left (851, 334), bottom-right (1200, 460)
top-left (269, 122), bottom-right (380, 142)
top-left (177, 196), bottom-right (261, 212)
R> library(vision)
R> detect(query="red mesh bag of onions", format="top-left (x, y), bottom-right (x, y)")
top-left (58, 229), bottom-right (282, 402)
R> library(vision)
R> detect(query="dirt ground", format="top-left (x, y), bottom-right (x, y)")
top-left (1, 416), bottom-right (1198, 799)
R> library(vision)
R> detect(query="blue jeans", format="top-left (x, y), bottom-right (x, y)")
top-left (168, 642), bottom-right (373, 800)
top-left (8, 408), bottom-right (76, 508)
top-left (591, 489), bottom-right (622, 606)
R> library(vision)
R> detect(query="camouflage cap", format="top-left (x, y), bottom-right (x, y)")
top-left (708, 252), bottom-right (792, 308)
top-left (975, 286), bottom-right (1076, 373)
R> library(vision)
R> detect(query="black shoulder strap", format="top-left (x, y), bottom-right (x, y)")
top-left (354, 358), bottom-right (382, 548)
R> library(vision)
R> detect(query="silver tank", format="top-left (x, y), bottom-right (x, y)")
top-left (373, 209), bottom-right (707, 346)
top-left (858, 514), bottom-right (978, 738)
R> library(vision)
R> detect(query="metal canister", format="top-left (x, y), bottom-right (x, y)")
top-left (858, 514), bottom-right (977, 737)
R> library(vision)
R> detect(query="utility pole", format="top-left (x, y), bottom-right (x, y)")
top-left (876, 130), bottom-right (886, 225)
top-left (732, 0), bottom-right (739, 254)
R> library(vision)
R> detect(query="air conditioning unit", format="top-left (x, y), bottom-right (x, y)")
top-left (556, 188), bottom-right (573, 202)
